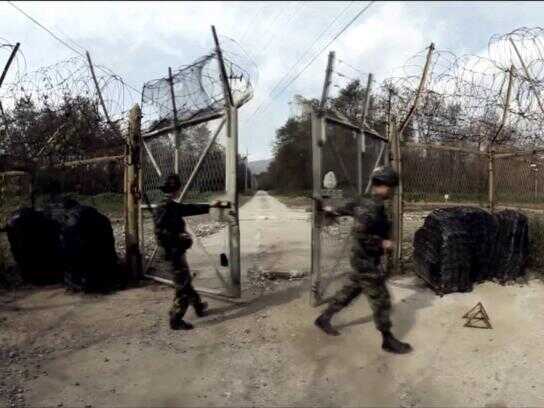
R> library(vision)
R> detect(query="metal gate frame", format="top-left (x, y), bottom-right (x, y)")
top-left (138, 26), bottom-right (243, 299)
top-left (310, 111), bottom-right (389, 306)
top-left (310, 51), bottom-right (390, 306)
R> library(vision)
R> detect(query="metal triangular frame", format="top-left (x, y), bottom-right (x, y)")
top-left (463, 302), bottom-right (492, 329)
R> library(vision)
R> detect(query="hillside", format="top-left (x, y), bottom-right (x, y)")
top-left (248, 159), bottom-right (271, 175)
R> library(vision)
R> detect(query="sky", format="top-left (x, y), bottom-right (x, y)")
top-left (1, 1), bottom-right (544, 161)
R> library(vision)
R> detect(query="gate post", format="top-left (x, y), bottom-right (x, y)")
top-left (311, 111), bottom-right (324, 306)
top-left (390, 117), bottom-right (403, 274)
top-left (226, 108), bottom-right (241, 297)
top-left (126, 104), bottom-right (143, 281)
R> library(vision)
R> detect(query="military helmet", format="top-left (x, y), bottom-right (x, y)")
top-left (160, 174), bottom-right (182, 193)
top-left (370, 166), bottom-right (399, 187)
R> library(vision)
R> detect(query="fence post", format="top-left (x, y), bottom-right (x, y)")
top-left (398, 43), bottom-right (434, 137)
top-left (167, 67), bottom-right (182, 175)
top-left (488, 150), bottom-right (495, 213)
top-left (311, 111), bottom-right (324, 306)
top-left (358, 73), bottom-right (373, 194)
top-left (125, 104), bottom-right (143, 281)
top-left (390, 117), bottom-right (403, 273)
top-left (226, 108), bottom-right (241, 297)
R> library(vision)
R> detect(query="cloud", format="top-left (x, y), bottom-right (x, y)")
top-left (2, 1), bottom-right (544, 160)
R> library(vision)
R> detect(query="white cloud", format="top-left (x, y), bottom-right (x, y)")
top-left (2, 1), bottom-right (543, 160)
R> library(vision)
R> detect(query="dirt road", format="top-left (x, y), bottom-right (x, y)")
top-left (1, 192), bottom-right (544, 407)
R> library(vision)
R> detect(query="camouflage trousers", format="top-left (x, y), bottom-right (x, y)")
top-left (169, 249), bottom-right (203, 321)
top-left (329, 256), bottom-right (392, 332)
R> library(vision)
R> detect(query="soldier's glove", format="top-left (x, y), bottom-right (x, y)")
top-left (179, 232), bottom-right (193, 251)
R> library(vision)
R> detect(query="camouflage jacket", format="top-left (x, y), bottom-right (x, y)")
top-left (153, 196), bottom-right (211, 248)
top-left (330, 194), bottom-right (391, 259)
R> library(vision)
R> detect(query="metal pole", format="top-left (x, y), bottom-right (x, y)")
top-left (211, 25), bottom-right (234, 107)
top-left (126, 104), bottom-right (143, 281)
top-left (364, 143), bottom-right (386, 194)
top-left (319, 51), bottom-right (335, 113)
top-left (390, 117), bottom-right (403, 272)
top-left (398, 43), bottom-right (435, 137)
top-left (226, 108), bottom-right (241, 297)
top-left (212, 26), bottom-right (240, 297)
top-left (86, 51), bottom-right (123, 140)
top-left (358, 73), bottom-right (373, 194)
top-left (491, 65), bottom-right (515, 145)
top-left (168, 67), bottom-right (181, 175)
top-left (0, 42), bottom-right (20, 89)
top-left (510, 38), bottom-right (544, 116)
top-left (176, 117), bottom-right (226, 202)
top-left (311, 111), bottom-right (324, 306)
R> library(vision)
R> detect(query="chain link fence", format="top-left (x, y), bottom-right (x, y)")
top-left (141, 118), bottom-right (236, 295)
top-left (316, 120), bottom-right (388, 302)
top-left (494, 153), bottom-right (544, 271)
top-left (400, 144), bottom-right (489, 272)
top-left (400, 144), bottom-right (544, 275)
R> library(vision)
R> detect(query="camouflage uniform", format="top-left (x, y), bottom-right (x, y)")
top-left (154, 195), bottom-right (211, 324)
top-left (326, 194), bottom-right (392, 332)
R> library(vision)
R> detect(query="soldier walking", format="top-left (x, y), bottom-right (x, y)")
top-left (154, 174), bottom-right (223, 330)
top-left (314, 166), bottom-right (412, 354)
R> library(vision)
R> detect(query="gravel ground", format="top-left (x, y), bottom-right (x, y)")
top-left (2, 193), bottom-right (544, 407)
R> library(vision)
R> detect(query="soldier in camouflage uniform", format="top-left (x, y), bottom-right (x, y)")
top-left (154, 174), bottom-right (222, 330)
top-left (314, 166), bottom-right (412, 354)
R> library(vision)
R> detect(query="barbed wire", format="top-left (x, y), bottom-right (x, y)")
top-left (0, 48), bottom-right (140, 166)
top-left (361, 28), bottom-right (544, 148)
top-left (141, 36), bottom-right (256, 132)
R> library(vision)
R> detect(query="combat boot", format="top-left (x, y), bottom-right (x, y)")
top-left (194, 301), bottom-right (209, 317)
top-left (314, 307), bottom-right (341, 336)
top-left (170, 314), bottom-right (194, 331)
top-left (381, 331), bottom-right (412, 354)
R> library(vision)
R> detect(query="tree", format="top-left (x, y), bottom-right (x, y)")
top-left (1, 94), bottom-right (121, 169)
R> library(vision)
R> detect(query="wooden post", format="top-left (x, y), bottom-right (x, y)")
top-left (0, 42), bottom-right (19, 89)
top-left (488, 150), bottom-right (495, 213)
top-left (390, 117), bottom-right (403, 273)
top-left (398, 43), bottom-right (435, 137)
top-left (226, 108), bottom-right (241, 297)
top-left (125, 105), bottom-right (143, 281)
top-left (0, 43), bottom-right (19, 141)
top-left (358, 73), bottom-right (373, 195)
top-left (311, 111), bottom-right (324, 306)
top-left (86, 51), bottom-right (123, 140)
top-left (320, 51), bottom-right (335, 113)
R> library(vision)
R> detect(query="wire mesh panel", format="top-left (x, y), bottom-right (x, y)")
top-left (495, 154), bottom-right (544, 272)
top-left (401, 144), bottom-right (489, 271)
top-left (495, 155), bottom-right (544, 208)
top-left (314, 119), bottom-right (388, 303)
top-left (141, 117), bottom-right (236, 296)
